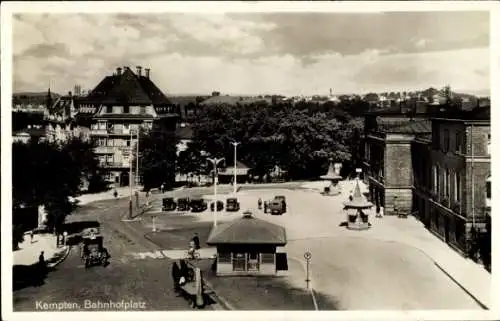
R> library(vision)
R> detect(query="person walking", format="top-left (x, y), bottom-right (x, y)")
top-left (172, 261), bottom-right (181, 294)
top-left (258, 198), bottom-right (262, 210)
top-left (113, 189), bottom-right (118, 199)
top-left (37, 251), bottom-right (47, 285)
top-left (192, 233), bottom-right (200, 250)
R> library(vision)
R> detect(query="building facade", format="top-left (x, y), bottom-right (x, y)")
top-left (363, 103), bottom-right (490, 255)
top-left (78, 66), bottom-right (179, 186)
top-left (363, 106), bottom-right (432, 215)
top-left (412, 108), bottom-right (490, 254)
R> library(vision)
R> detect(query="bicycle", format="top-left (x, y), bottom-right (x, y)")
top-left (185, 249), bottom-right (201, 260)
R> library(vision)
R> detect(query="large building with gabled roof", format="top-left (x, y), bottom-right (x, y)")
top-left (79, 65), bottom-right (179, 186)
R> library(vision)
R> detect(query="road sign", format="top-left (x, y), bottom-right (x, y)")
top-left (304, 252), bottom-right (311, 260)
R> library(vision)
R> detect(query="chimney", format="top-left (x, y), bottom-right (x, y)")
top-left (145, 68), bottom-right (150, 79)
top-left (116, 67), bottom-right (122, 76)
top-left (136, 66), bottom-right (142, 76)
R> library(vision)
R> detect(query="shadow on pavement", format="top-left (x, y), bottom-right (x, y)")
top-left (13, 262), bottom-right (56, 291)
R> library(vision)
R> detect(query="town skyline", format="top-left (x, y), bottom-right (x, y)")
top-left (13, 11), bottom-right (489, 96)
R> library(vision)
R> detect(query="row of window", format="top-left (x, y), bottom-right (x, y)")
top-left (432, 165), bottom-right (461, 202)
top-left (94, 138), bottom-right (132, 147)
top-left (218, 252), bottom-right (274, 272)
top-left (98, 155), bottom-right (129, 165)
top-left (440, 129), bottom-right (463, 154)
top-left (438, 129), bottom-right (491, 155)
top-left (91, 121), bottom-right (152, 132)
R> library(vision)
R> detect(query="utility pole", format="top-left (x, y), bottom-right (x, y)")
top-left (471, 124), bottom-right (475, 228)
top-left (230, 141), bottom-right (241, 194)
top-left (207, 157), bottom-right (224, 227)
top-left (135, 129), bottom-right (140, 186)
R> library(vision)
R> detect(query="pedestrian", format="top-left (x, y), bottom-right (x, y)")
top-left (264, 201), bottom-right (268, 213)
top-left (113, 189), bottom-right (118, 199)
top-left (258, 198), bottom-right (262, 210)
top-left (37, 251), bottom-right (47, 284)
top-left (161, 183), bottom-right (165, 193)
top-left (172, 262), bottom-right (181, 294)
top-left (192, 233), bottom-right (200, 250)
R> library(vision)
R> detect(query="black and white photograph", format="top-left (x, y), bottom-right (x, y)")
top-left (1, 1), bottom-right (497, 320)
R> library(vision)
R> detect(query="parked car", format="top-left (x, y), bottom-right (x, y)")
top-left (177, 197), bottom-right (191, 212)
top-left (162, 197), bottom-right (177, 211)
top-left (226, 198), bottom-right (240, 212)
top-left (190, 198), bottom-right (208, 213)
top-left (268, 199), bottom-right (285, 215)
top-left (80, 228), bottom-right (110, 268)
top-left (210, 200), bottom-right (224, 212)
top-left (274, 195), bottom-right (287, 213)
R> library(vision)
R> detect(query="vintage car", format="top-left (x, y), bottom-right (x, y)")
top-left (162, 197), bottom-right (177, 211)
top-left (274, 195), bottom-right (287, 213)
top-left (80, 228), bottom-right (109, 268)
top-left (177, 197), bottom-right (191, 212)
top-left (190, 198), bottom-right (208, 213)
top-left (268, 199), bottom-right (285, 215)
top-left (226, 198), bottom-right (240, 212)
top-left (210, 200), bottom-right (224, 212)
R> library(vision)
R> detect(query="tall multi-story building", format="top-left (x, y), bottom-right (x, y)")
top-left (77, 66), bottom-right (179, 186)
top-left (412, 107), bottom-right (490, 254)
top-left (363, 101), bottom-right (490, 256)
top-left (363, 105), bottom-right (431, 215)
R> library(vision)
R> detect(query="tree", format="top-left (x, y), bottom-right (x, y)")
top-left (137, 129), bottom-right (178, 190)
top-left (12, 136), bottom-right (101, 248)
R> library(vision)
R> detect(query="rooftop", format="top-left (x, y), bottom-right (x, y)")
top-left (206, 213), bottom-right (287, 245)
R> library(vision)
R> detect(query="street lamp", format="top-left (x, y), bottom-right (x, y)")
top-left (128, 130), bottom-right (134, 220)
top-left (207, 157), bottom-right (225, 227)
top-left (230, 141), bottom-right (241, 194)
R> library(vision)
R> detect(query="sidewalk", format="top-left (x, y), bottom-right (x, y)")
top-left (13, 233), bottom-right (68, 267)
top-left (74, 185), bottom-right (143, 205)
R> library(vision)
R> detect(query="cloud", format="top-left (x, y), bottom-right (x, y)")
top-left (12, 12), bottom-right (490, 95)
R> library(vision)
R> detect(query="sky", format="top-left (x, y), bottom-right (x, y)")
top-left (12, 11), bottom-right (490, 96)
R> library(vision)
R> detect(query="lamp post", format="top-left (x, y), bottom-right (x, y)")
top-left (128, 130), bottom-right (134, 220)
top-left (207, 157), bottom-right (225, 227)
top-left (230, 141), bottom-right (241, 194)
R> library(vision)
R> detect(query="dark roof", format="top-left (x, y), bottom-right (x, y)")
top-left (81, 67), bottom-right (172, 109)
top-left (432, 106), bottom-right (490, 121)
top-left (379, 119), bottom-right (432, 134)
top-left (206, 213), bottom-right (287, 245)
top-left (94, 113), bottom-right (155, 120)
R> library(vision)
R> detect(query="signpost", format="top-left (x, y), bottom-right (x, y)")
top-left (304, 251), bottom-right (312, 289)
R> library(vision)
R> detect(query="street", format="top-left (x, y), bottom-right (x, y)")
top-left (13, 182), bottom-right (488, 311)
top-left (13, 188), bottom-right (222, 311)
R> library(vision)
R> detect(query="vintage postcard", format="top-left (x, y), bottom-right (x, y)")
top-left (1, 1), bottom-right (498, 321)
